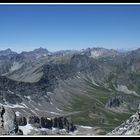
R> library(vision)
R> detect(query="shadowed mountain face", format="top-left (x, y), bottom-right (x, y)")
top-left (0, 47), bottom-right (140, 135)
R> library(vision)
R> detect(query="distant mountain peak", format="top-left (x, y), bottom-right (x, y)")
top-left (80, 47), bottom-right (118, 59)
top-left (34, 47), bottom-right (48, 50)
top-left (20, 47), bottom-right (51, 60)
top-left (5, 48), bottom-right (12, 51)
top-left (33, 47), bottom-right (49, 53)
top-left (0, 48), bottom-right (17, 57)
top-left (0, 48), bottom-right (12, 52)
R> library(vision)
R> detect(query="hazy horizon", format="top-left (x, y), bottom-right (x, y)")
top-left (0, 46), bottom-right (139, 54)
top-left (0, 4), bottom-right (140, 52)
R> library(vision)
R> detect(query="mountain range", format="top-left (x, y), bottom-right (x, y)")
top-left (0, 47), bottom-right (140, 135)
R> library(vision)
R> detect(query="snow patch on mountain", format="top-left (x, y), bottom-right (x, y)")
top-left (0, 103), bottom-right (25, 108)
top-left (116, 85), bottom-right (139, 97)
top-left (36, 53), bottom-right (47, 59)
top-left (8, 90), bottom-right (14, 94)
top-left (92, 80), bottom-right (99, 86)
top-left (80, 126), bottom-right (93, 129)
top-left (24, 96), bottom-right (32, 102)
top-left (50, 112), bottom-right (60, 115)
top-left (19, 124), bottom-right (34, 135)
top-left (90, 50), bottom-right (102, 58)
top-left (10, 62), bottom-right (23, 72)
top-left (56, 107), bottom-right (63, 112)
top-left (15, 111), bottom-right (21, 117)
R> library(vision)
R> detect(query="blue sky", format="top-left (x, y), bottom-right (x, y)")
top-left (0, 4), bottom-right (140, 52)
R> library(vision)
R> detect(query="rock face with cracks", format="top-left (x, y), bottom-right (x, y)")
top-left (0, 105), bottom-right (23, 135)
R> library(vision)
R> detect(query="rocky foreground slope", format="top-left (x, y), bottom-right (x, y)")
top-left (108, 106), bottom-right (140, 135)
top-left (0, 105), bottom-right (77, 135)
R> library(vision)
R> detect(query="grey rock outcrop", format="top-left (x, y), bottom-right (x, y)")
top-left (108, 105), bottom-right (140, 135)
top-left (0, 106), bottom-right (5, 128)
top-left (16, 115), bottom-right (76, 134)
top-left (41, 117), bottom-right (53, 129)
top-left (0, 106), bottom-right (23, 135)
top-left (28, 116), bottom-right (40, 124)
top-left (16, 116), bottom-right (27, 126)
top-left (105, 95), bottom-right (124, 108)
top-left (3, 107), bottom-right (18, 134)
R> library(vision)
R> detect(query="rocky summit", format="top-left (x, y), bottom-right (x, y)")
top-left (0, 47), bottom-right (140, 135)
top-left (107, 105), bottom-right (140, 135)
